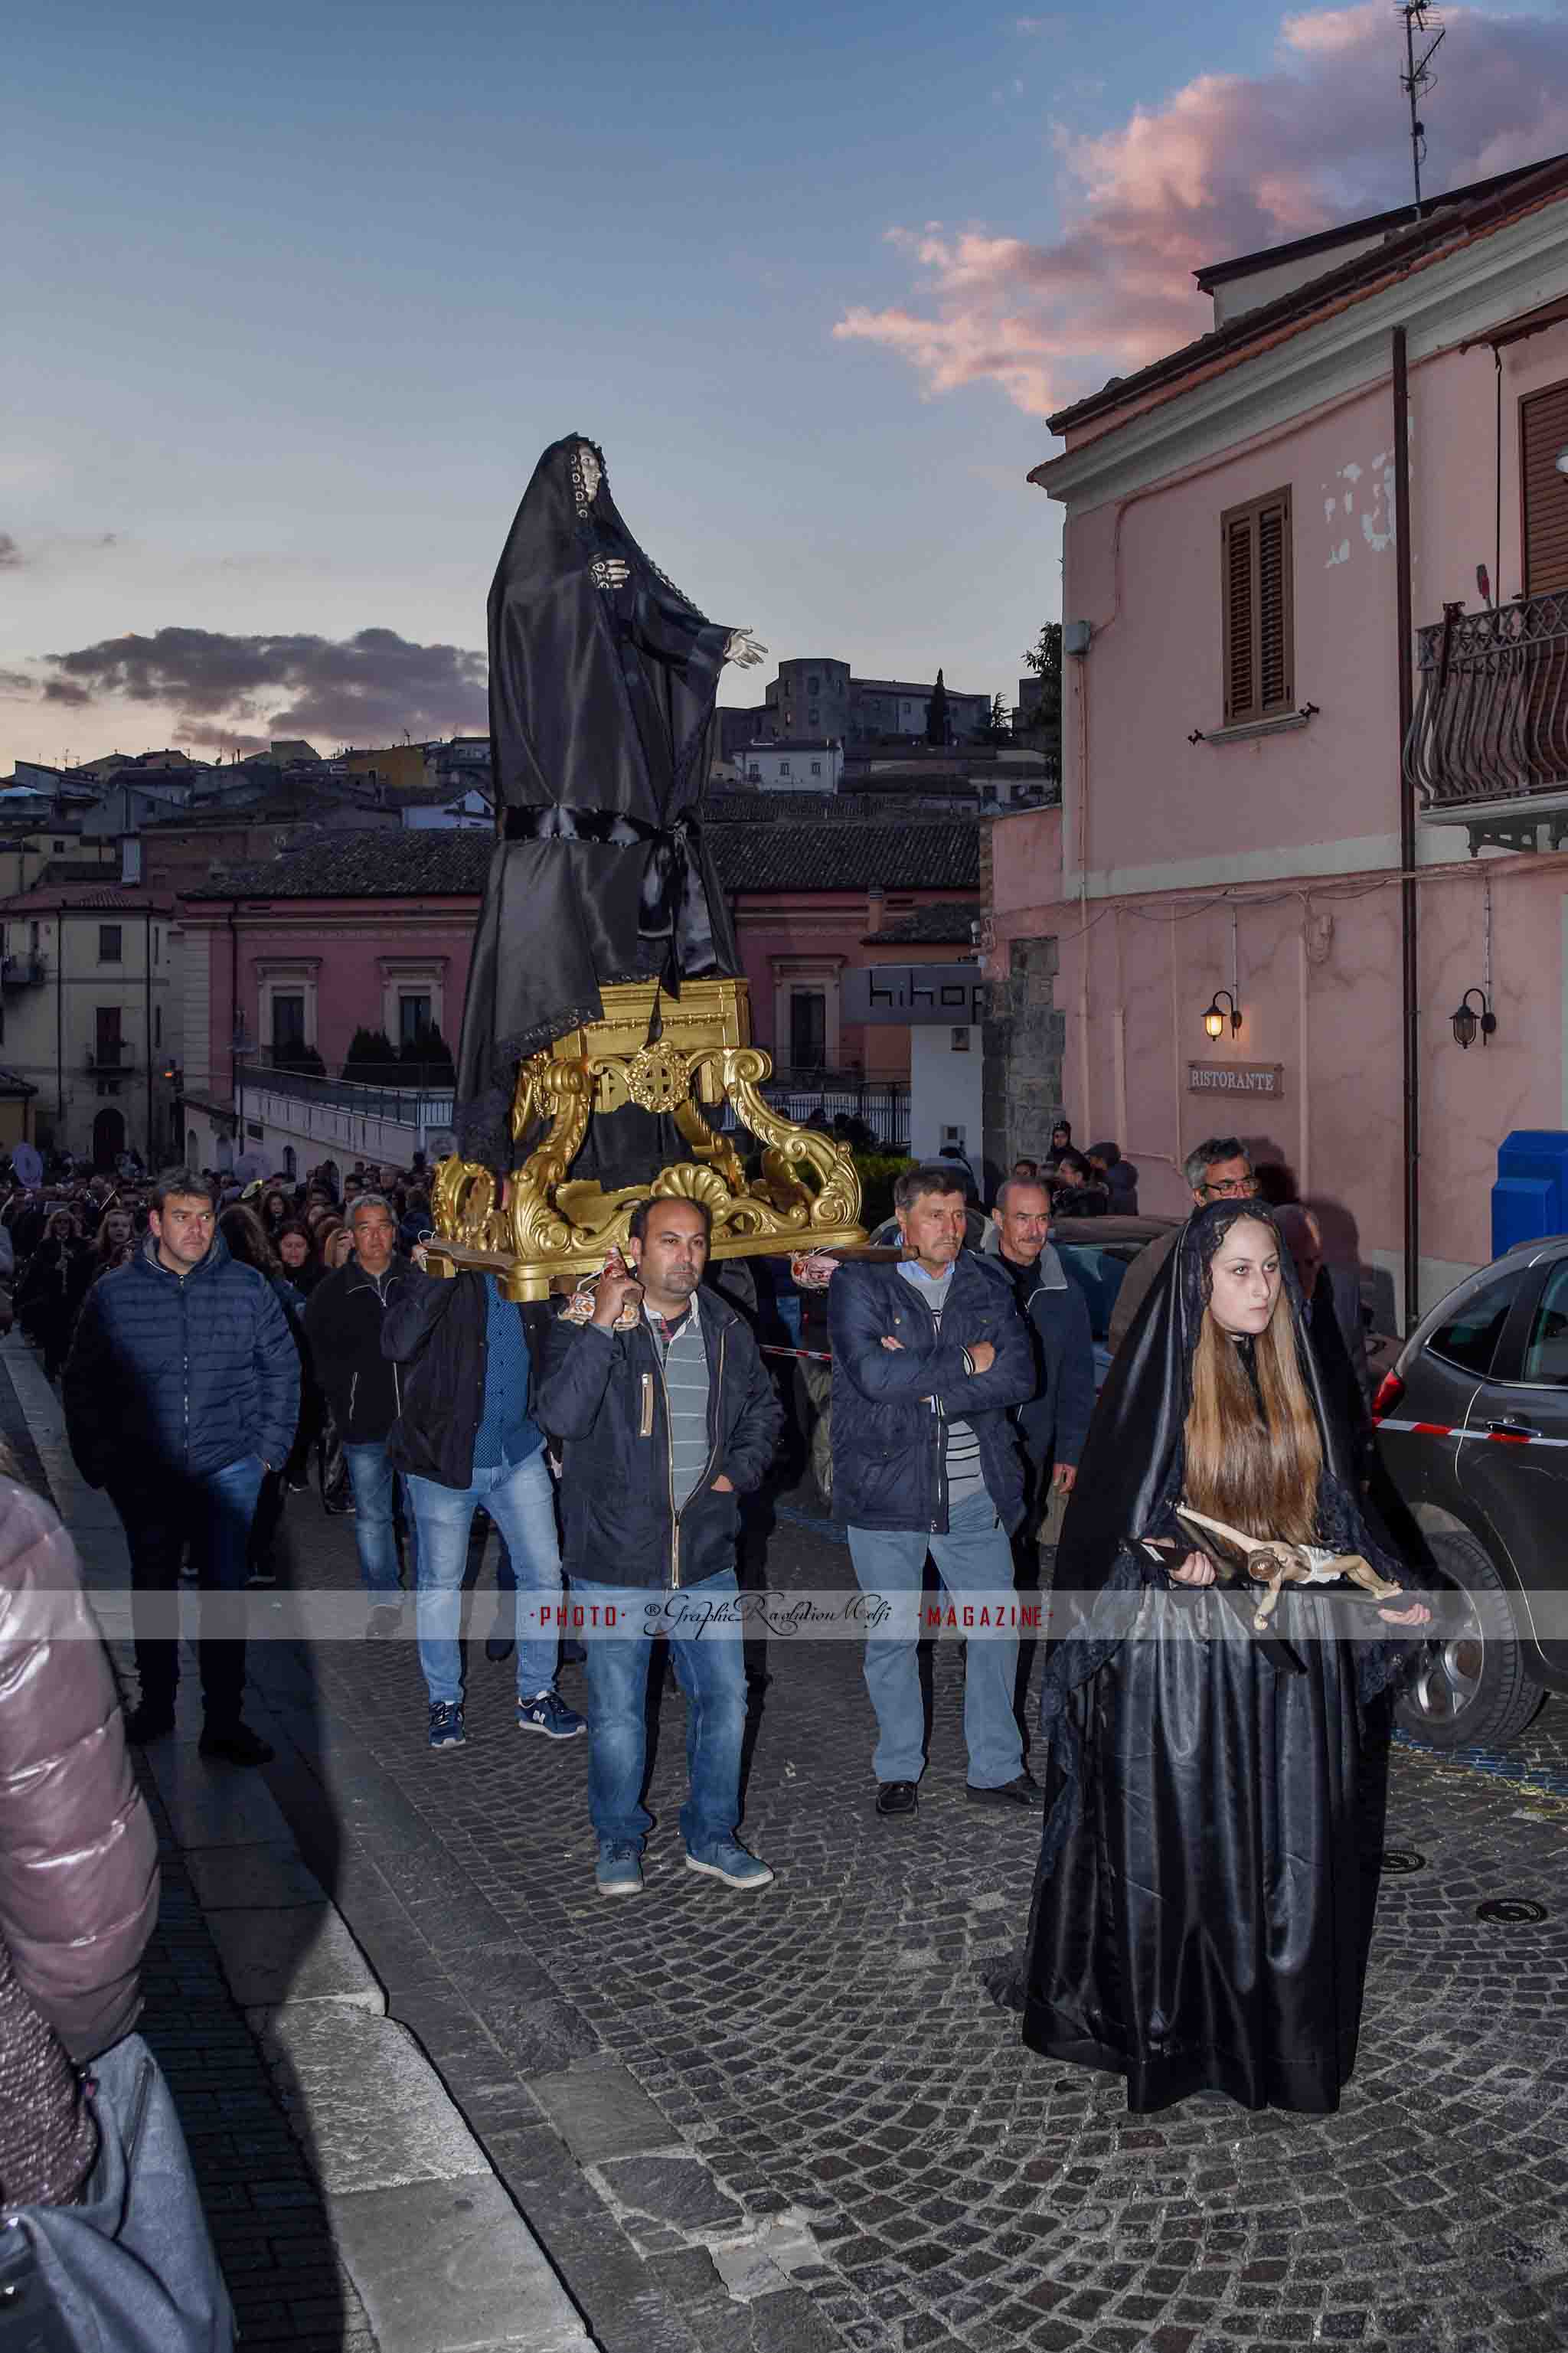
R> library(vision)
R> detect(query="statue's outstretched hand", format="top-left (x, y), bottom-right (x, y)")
top-left (724, 629), bottom-right (767, 668)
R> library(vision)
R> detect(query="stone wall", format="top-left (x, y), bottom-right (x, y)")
top-left (982, 933), bottom-right (1064, 1179)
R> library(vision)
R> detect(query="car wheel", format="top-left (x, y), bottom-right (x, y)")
top-left (1393, 1528), bottom-right (1546, 1753)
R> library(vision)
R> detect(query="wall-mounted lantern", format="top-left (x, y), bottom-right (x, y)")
top-left (1202, 989), bottom-right (1242, 1041)
top-left (1450, 987), bottom-right (1497, 1050)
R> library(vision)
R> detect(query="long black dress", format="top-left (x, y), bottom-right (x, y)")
top-left (1011, 1202), bottom-right (1422, 2114)
top-left (456, 435), bottom-right (744, 1178)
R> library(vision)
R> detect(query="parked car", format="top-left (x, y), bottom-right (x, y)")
top-left (1373, 1236), bottom-right (1568, 1751)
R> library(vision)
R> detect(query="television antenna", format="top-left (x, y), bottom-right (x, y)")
top-left (1397, 2), bottom-right (1445, 217)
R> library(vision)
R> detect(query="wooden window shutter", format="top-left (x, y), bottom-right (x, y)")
top-left (1223, 511), bottom-right (1254, 723)
top-left (1521, 381), bottom-right (1568, 596)
top-left (1220, 487), bottom-right (1293, 725)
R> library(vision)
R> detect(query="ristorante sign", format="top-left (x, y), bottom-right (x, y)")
top-left (1187, 1060), bottom-right (1285, 1100)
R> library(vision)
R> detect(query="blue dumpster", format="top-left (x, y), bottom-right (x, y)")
top-left (1492, 1130), bottom-right (1568, 1257)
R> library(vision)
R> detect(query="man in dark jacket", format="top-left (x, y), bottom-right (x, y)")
top-left (992, 1177), bottom-right (1096, 1551)
top-left (828, 1163), bottom-right (1039, 1819)
top-left (384, 1257), bottom-right (582, 1753)
top-left (535, 1198), bottom-right (782, 1899)
top-left (304, 1194), bottom-right (420, 1635)
top-left (63, 1169), bottom-right (299, 1766)
top-left (1086, 1142), bottom-right (1138, 1214)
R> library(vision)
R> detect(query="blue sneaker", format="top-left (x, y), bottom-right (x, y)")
top-left (518, 1691), bottom-right (586, 1740)
top-left (428, 1701), bottom-right (466, 1751)
top-left (684, 1842), bottom-right (774, 1891)
top-left (596, 1840), bottom-right (644, 1897)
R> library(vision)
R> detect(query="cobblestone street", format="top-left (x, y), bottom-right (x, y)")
top-left (240, 1472), bottom-right (1568, 2353)
top-left (8, 1333), bottom-right (1566, 2353)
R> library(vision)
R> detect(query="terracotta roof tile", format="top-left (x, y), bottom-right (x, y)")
top-left (184, 816), bottom-right (982, 901)
top-left (185, 830), bottom-right (494, 900)
top-left (861, 900), bottom-right (980, 945)
top-left (710, 819), bottom-right (980, 893)
top-left (700, 789), bottom-right (969, 823)
top-left (0, 884), bottom-right (172, 913)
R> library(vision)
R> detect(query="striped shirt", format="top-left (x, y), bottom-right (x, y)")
top-left (646, 1302), bottom-right (711, 1511)
top-left (897, 1262), bottom-right (987, 1511)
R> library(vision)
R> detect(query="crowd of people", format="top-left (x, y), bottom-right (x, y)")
top-left (1003, 1119), bottom-right (1140, 1217)
top-left (0, 1124), bottom-right (1439, 2121)
top-left (0, 1153), bottom-right (439, 1763)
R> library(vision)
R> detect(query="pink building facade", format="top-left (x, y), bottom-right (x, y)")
top-left (177, 824), bottom-right (978, 1171)
top-left (736, 891), bottom-right (978, 1080)
top-left (984, 159), bottom-right (1568, 1323)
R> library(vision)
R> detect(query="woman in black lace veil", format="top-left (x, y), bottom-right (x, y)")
top-left (994, 1201), bottom-right (1429, 2114)
top-left (455, 433), bottom-right (763, 1181)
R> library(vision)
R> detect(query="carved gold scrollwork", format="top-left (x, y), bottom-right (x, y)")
top-left (505, 1059), bottom-right (593, 1260)
top-left (431, 977), bottom-right (863, 1292)
top-left (724, 1047), bottom-right (862, 1230)
top-left (673, 1096), bottom-right (747, 1194)
top-left (430, 1153), bottom-right (508, 1254)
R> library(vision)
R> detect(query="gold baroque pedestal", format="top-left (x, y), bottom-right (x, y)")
top-left (426, 977), bottom-right (864, 1299)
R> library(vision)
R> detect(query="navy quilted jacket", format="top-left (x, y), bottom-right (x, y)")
top-left (63, 1234), bottom-right (299, 1489)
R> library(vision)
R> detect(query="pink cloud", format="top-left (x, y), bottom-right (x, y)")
top-left (835, 3), bottom-right (1568, 420)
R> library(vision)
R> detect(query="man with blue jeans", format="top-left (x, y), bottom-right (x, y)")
top-left (536, 1199), bottom-right (782, 1897)
top-left (304, 1194), bottom-right (420, 1636)
top-left (384, 1260), bottom-right (582, 1751)
top-left (64, 1169), bottom-right (299, 1766)
top-left (828, 1162), bottom-right (1043, 1819)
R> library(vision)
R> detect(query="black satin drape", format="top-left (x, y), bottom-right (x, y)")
top-left (1026, 1587), bottom-right (1391, 2113)
top-left (1004, 1201), bottom-right (1419, 2114)
top-left (456, 435), bottom-right (743, 1175)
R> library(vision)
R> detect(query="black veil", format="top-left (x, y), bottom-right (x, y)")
top-left (455, 434), bottom-right (744, 1173)
top-left (1059, 1200), bottom-right (1417, 1624)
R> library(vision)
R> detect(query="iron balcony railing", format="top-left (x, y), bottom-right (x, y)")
top-left (85, 1042), bottom-right (133, 1072)
top-left (1404, 591), bottom-right (1568, 811)
top-left (0, 955), bottom-right (45, 988)
top-left (235, 1058), bottom-right (456, 1128)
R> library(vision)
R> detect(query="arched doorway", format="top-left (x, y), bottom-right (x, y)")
top-left (92, 1107), bottom-right (126, 1170)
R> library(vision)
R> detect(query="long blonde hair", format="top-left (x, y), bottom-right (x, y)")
top-left (1182, 1257), bottom-right (1322, 1545)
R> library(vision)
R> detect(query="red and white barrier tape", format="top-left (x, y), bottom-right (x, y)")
top-left (1375, 1416), bottom-right (1568, 1449)
top-left (760, 1344), bottom-right (834, 1363)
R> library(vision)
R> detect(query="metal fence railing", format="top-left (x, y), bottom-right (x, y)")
top-left (235, 1060), bottom-right (456, 1129)
top-left (715, 1076), bottom-right (910, 1153)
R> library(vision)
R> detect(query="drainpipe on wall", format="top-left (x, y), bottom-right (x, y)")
top-left (1393, 326), bottom-right (1420, 1332)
